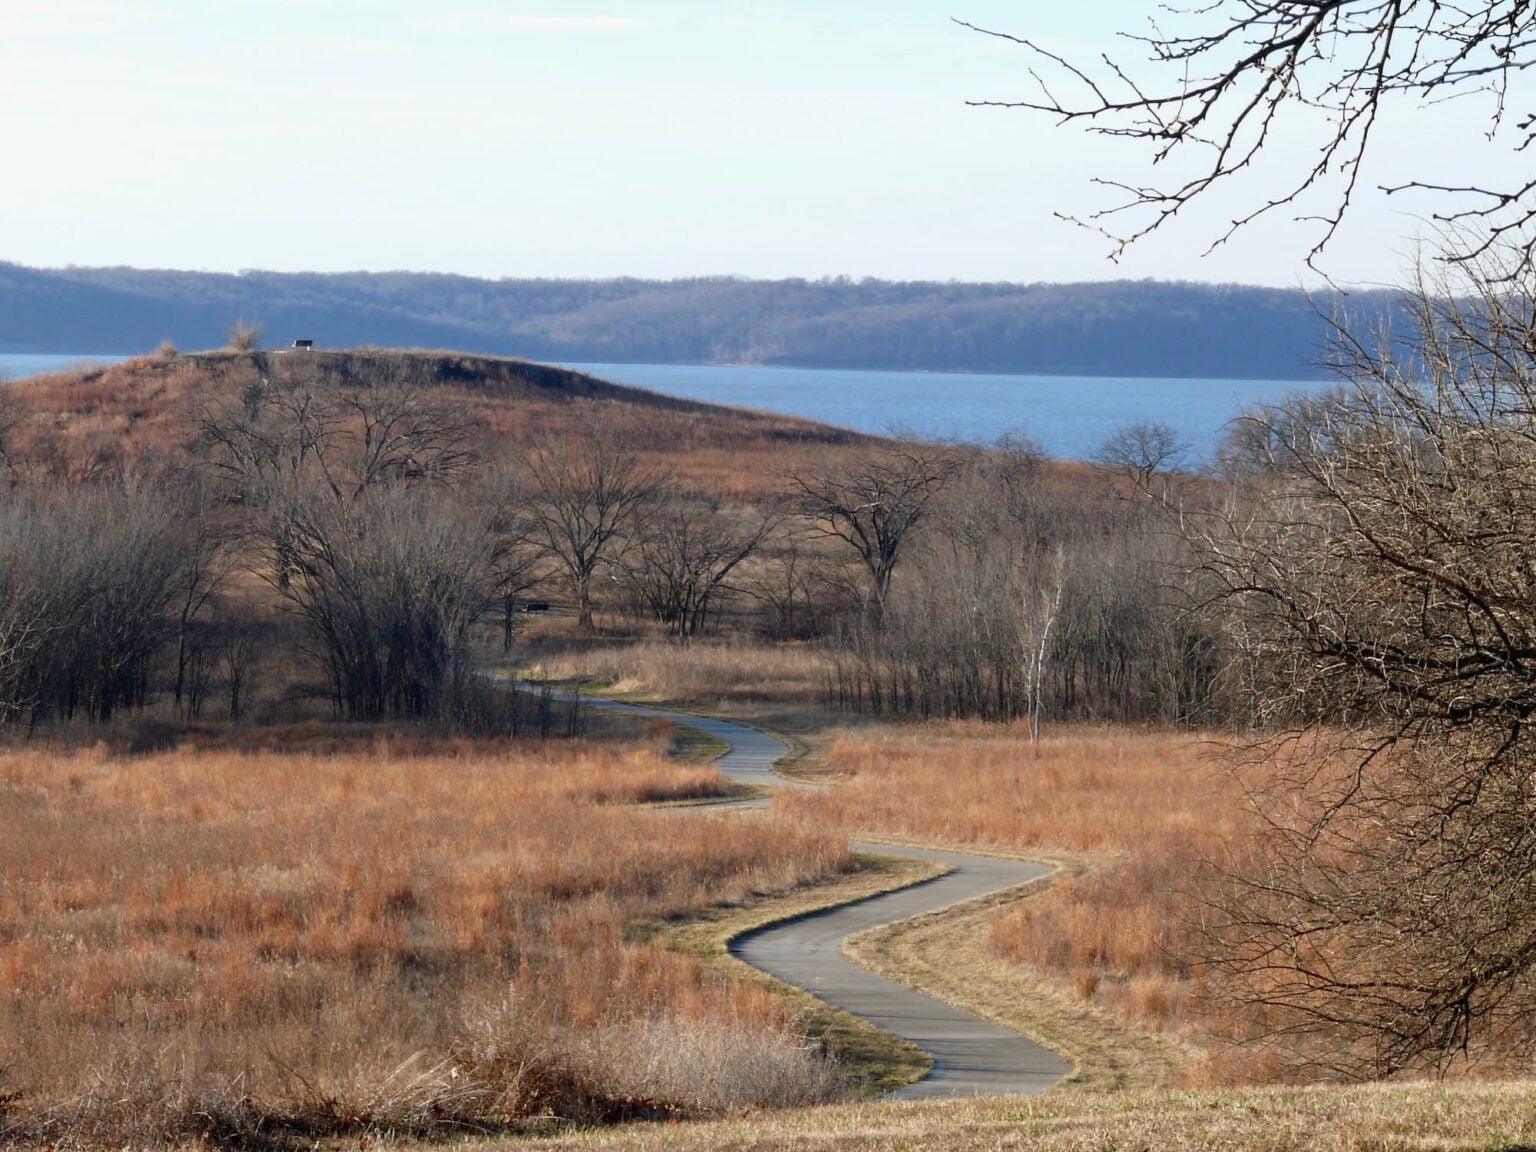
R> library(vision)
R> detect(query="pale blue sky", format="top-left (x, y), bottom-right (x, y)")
top-left (0, 1), bottom-right (1514, 285)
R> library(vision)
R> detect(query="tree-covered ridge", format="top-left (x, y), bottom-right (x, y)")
top-left (0, 262), bottom-right (1395, 379)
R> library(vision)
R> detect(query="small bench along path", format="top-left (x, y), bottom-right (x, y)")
top-left (578, 695), bottom-right (1070, 1099)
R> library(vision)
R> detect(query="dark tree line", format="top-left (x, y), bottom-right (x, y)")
top-left (0, 261), bottom-right (1388, 380)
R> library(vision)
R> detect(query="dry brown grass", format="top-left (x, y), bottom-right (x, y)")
top-left (0, 736), bottom-right (854, 1145)
top-left (520, 637), bottom-right (834, 714)
top-left (775, 723), bottom-right (1259, 1080)
top-left (7, 349), bottom-right (1103, 501)
top-left (504, 1080), bottom-right (1536, 1152)
top-left (4, 351), bottom-right (877, 498)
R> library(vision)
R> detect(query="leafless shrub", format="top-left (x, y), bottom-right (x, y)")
top-left (591, 1015), bottom-right (840, 1113)
top-left (457, 998), bottom-right (839, 1121)
top-left (226, 319), bottom-right (262, 353)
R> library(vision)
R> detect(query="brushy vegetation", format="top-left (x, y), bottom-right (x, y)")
top-left (0, 736), bottom-right (851, 1146)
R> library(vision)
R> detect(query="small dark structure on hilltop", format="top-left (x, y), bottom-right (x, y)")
top-left (291, 339), bottom-right (314, 351)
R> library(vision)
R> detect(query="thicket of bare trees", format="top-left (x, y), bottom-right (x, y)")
top-left (823, 438), bottom-right (1219, 727)
top-left (278, 491), bottom-right (500, 721)
top-left (0, 488), bottom-right (190, 727)
top-left (195, 358), bottom-right (488, 721)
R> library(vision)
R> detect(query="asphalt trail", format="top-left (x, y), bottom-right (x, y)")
top-left (578, 694), bottom-right (1070, 1098)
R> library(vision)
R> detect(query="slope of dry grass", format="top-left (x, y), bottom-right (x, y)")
top-left (6, 350), bottom-right (871, 497)
top-left (0, 736), bottom-right (854, 1145)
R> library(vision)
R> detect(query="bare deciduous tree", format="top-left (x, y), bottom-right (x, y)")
top-left (196, 359), bottom-right (479, 587)
top-left (1096, 421), bottom-right (1190, 500)
top-left (622, 496), bottom-right (782, 639)
top-left (791, 443), bottom-right (956, 617)
top-left (744, 526), bottom-right (846, 642)
top-left (969, 2), bottom-right (1536, 270)
top-left (1195, 253), bottom-right (1536, 1075)
top-left (197, 359), bottom-right (477, 505)
top-left (526, 426), bottom-right (666, 631)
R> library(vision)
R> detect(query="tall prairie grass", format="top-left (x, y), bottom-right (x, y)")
top-left (0, 737), bottom-right (851, 1144)
top-left (775, 724), bottom-right (1256, 1075)
top-left (524, 637), bottom-right (834, 710)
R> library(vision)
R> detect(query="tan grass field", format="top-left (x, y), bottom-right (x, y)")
top-left (505, 1081), bottom-right (1536, 1152)
top-left (520, 637), bottom-right (833, 718)
top-left (0, 735), bottom-right (855, 1144)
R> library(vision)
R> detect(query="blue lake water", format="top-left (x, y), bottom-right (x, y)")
top-left (0, 353), bottom-right (1328, 463)
top-left (562, 362), bottom-right (1329, 464)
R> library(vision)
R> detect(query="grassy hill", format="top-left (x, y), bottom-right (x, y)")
top-left (5, 347), bottom-right (872, 495)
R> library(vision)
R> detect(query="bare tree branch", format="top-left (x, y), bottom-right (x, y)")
top-left (969, 2), bottom-right (1536, 272)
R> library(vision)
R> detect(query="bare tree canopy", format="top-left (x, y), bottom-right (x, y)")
top-left (791, 443), bottom-right (957, 615)
top-left (1096, 421), bottom-right (1190, 497)
top-left (195, 359), bottom-right (478, 508)
top-left (526, 424), bottom-right (667, 631)
top-left (967, 2), bottom-right (1536, 269)
top-left (622, 495), bottom-right (782, 639)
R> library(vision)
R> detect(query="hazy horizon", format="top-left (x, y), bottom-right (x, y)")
top-left (0, 258), bottom-right (1401, 292)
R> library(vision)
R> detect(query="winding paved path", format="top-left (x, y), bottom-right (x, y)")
top-left (577, 693), bottom-right (1070, 1098)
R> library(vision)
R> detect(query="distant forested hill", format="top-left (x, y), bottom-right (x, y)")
top-left (0, 263), bottom-right (1400, 378)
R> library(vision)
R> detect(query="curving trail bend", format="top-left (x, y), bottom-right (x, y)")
top-left (577, 694), bottom-right (1070, 1099)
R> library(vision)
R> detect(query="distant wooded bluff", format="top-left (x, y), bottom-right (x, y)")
top-left (0, 263), bottom-right (1401, 379)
